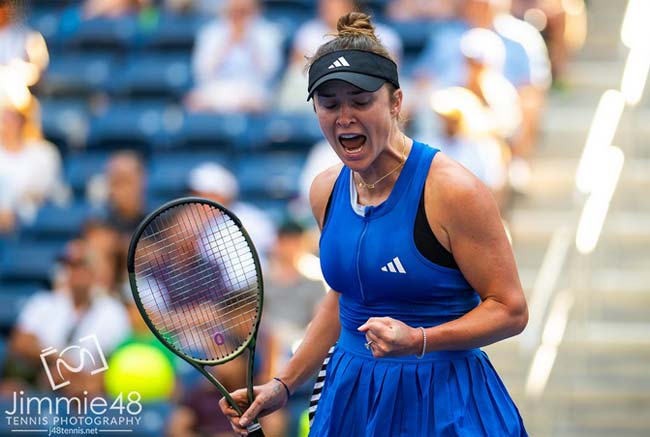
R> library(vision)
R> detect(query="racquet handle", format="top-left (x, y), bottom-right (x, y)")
top-left (247, 424), bottom-right (265, 436)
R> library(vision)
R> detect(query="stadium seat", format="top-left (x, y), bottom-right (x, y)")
top-left (168, 112), bottom-right (249, 152)
top-left (361, 0), bottom-right (391, 17)
top-left (113, 401), bottom-right (172, 435)
top-left (387, 19), bottom-right (436, 58)
top-left (60, 15), bottom-right (139, 54)
top-left (400, 54), bottom-right (420, 80)
top-left (0, 334), bottom-right (5, 373)
top-left (0, 283), bottom-right (44, 333)
top-left (38, 53), bottom-right (115, 98)
top-left (148, 152), bottom-right (231, 199)
top-left (246, 112), bottom-right (323, 151)
top-left (21, 202), bottom-right (93, 241)
top-left (27, 0), bottom-right (79, 10)
top-left (263, 0), bottom-right (315, 12)
top-left (87, 103), bottom-right (169, 153)
top-left (236, 153), bottom-right (306, 200)
top-left (109, 54), bottom-right (192, 99)
top-left (28, 8), bottom-right (66, 50)
top-left (0, 241), bottom-right (64, 285)
top-left (248, 198), bottom-right (290, 226)
top-left (264, 3), bottom-right (313, 45)
top-left (29, 0), bottom-right (75, 10)
top-left (64, 151), bottom-right (112, 196)
top-left (40, 98), bottom-right (90, 153)
top-left (138, 13), bottom-right (208, 53)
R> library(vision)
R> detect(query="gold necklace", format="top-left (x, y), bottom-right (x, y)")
top-left (356, 135), bottom-right (407, 190)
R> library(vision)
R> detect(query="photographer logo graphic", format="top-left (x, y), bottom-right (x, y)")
top-left (39, 334), bottom-right (109, 391)
top-left (4, 334), bottom-right (143, 435)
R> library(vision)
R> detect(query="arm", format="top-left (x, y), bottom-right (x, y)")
top-left (8, 292), bottom-right (50, 363)
top-left (272, 165), bottom-right (343, 390)
top-left (424, 157), bottom-right (528, 350)
top-left (271, 164), bottom-right (344, 390)
top-left (220, 166), bottom-right (342, 431)
top-left (8, 329), bottom-right (44, 362)
top-left (0, 209), bottom-right (17, 233)
top-left (221, 290), bottom-right (340, 432)
top-left (275, 289), bottom-right (340, 393)
top-left (360, 155), bottom-right (527, 356)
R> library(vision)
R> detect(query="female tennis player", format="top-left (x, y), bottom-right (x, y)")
top-left (220, 12), bottom-right (528, 436)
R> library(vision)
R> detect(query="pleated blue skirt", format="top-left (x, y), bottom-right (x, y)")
top-left (309, 329), bottom-right (527, 437)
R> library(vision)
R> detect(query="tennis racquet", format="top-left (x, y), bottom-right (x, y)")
top-left (127, 197), bottom-right (265, 436)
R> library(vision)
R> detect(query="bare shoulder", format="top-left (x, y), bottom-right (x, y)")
top-left (310, 163), bottom-right (344, 229)
top-left (426, 152), bottom-right (499, 229)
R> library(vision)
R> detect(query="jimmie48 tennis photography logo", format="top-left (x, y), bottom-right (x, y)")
top-left (40, 334), bottom-right (109, 391)
top-left (3, 334), bottom-right (143, 435)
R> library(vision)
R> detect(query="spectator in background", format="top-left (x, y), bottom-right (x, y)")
top-left (489, 0), bottom-right (552, 91)
top-left (386, 0), bottom-right (458, 21)
top-left (58, 0), bottom-right (150, 41)
top-left (412, 0), bottom-right (550, 186)
top-left (163, 0), bottom-right (225, 15)
top-left (163, 209), bottom-right (285, 435)
top-left (82, 220), bottom-right (126, 297)
top-left (264, 220), bottom-right (326, 349)
top-left (276, 0), bottom-right (402, 113)
top-left (429, 86), bottom-right (510, 207)
top-left (511, 0), bottom-right (586, 83)
top-left (490, 0), bottom-right (552, 161)
top-left (0, 93), bottom-right (64, 234)
top-left (81, 0), bottom-right (145, 19)
top-left (93, 150), bottom-right (147, 240)
top-left (0, 0), bottom-right (49, 85)
top-left (3, 239), bottom-right (131, 393)
top-left (186, 0), bottom-right (283, 113)
top-left (459, 27), bottom-right (521, 139)
top-left (187, 162), bottom-right (277, 265)
top-left (299, 139), bottom-right (341, 208)
top-left (413, 0), bottom-right (549, 92)
top-left (260, 220), bottom-right (328, 436)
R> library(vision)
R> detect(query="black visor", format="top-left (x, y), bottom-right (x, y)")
top-left (307, 49), bottom-right (400, 100)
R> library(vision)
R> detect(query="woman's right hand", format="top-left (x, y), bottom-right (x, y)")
top-left (218, 379), bottom-right (289, 436)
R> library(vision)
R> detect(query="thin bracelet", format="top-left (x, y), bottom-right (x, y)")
top-left (417, 327), bottom-right (427, 359)
top-left (273, 377), bottom-right (291, 398)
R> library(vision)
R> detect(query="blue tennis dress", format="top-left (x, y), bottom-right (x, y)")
top-left (311, 141), bottom-right (527, 436)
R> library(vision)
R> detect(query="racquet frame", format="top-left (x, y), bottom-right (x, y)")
top-left (127, 197), bottom-right (264, 432)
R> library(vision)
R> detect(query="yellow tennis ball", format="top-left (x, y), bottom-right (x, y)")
top-left (104, 343), bottom-right (175, 402)
top-left (298, 408), bottom-right (311, 437)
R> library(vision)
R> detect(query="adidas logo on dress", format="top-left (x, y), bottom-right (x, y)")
top-left (381, 257), bottom-right (406, 274)
top-left (328, 56), bottom-right (350, 69)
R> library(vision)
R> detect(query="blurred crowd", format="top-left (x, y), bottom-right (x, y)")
top-left (0, 0), bottom-right (586, 435)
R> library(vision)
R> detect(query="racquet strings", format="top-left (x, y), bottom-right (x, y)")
top-left (132, 202), bottom-right (261, 362)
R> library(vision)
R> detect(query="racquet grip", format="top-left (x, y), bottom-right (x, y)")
top-left (247, 426), bottom-right (265, 436)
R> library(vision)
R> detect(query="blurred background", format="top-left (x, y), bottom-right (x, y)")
top-left (0, 0), bottom-right (648, 436)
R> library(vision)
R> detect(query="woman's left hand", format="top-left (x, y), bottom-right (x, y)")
top-left (358, 317), bottom-right (423, 358)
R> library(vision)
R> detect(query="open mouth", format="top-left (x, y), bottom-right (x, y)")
top-left (338, 134), bottom-right (367, 154)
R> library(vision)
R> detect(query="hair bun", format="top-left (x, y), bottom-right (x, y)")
top-left (336, 12), bottom-right (378, 42)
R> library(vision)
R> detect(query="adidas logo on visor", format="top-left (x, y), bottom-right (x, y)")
top-left (328, 56), bottom-right (351, 69)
